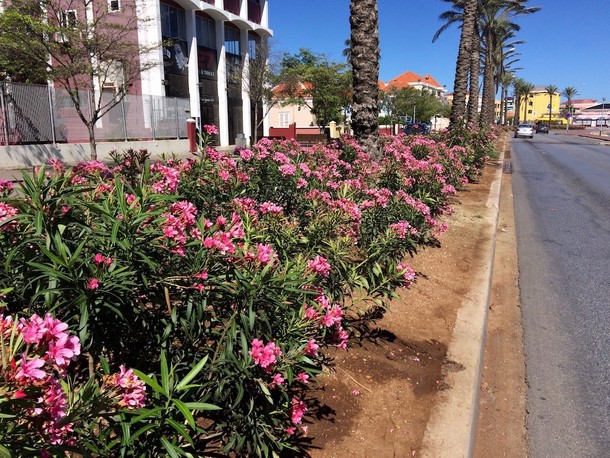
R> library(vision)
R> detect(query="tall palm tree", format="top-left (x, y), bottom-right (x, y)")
top-left (562, 86), bottom-right (578, 130)
top-left (349, 0), bottom-right (380, 159)
top-left (479, 0), bottom-right (539, 126)
top-left (434, 0), bottom-right (539, 127)
top-left (446, 0), bottom-right (478, 128)
top-left (499, 72), bottom-right (514, 124)
top-left (545, 84), bottom-right (558, 128)
top-left (518, 80), bottom-right (534, 123)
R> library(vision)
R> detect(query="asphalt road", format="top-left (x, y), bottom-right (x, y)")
top-left (511, 132), bottom-right (610, 457)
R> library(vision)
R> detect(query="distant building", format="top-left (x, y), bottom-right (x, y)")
top-left (520, 88), bottom-right (561, 124)
top-left (380, 71), bottom-right (446, 98)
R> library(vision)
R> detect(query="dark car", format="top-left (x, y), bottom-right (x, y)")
top-left (402, 122), bottom-right (431, 135)
top-left (535, 123), bottom-right (549, 134)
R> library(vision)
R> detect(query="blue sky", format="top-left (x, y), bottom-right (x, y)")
top-left (269, 0), bottom-right (610, 102)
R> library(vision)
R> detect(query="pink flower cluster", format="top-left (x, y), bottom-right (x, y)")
top-left (0, 202), bottom-right (18, 232)
top-left (102, 365), bottom-right (147, 410)
top-left (306, 255), bottom-right (332, 277)
top-left (1, 312), bottom-right (147, 448)
top-left (249, 338), bottom-right (282, 371)
top-left (397, 262), bottom-right (416, 287)
top-left (0, 313), bottom-right (80, 445)
top-left (150, 163), bottom-right (181, 194)
top-left (161, 200), bottom-right (199, 256)
top-left (0, 179), bottom-right (14, 195)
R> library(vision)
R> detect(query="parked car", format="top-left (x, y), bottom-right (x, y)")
top-left (514, 123), bottom-right (534, 139)
top-left (535, 123), bottom-right (549, 134)
top-left (402, 122), bottom-right (431, 135)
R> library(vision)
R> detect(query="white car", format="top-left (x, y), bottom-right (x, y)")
top-left (514, 124), bottom-right (534, 139)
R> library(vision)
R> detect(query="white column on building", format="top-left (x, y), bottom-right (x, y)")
top-left (186, 10), bottom-right (200, 122)
top-left (216, 20), bottom-right (229, 146)
top-left (240, 28), bottom-right (251, 146)
top-left (136, 0), bottom-right (165, 98)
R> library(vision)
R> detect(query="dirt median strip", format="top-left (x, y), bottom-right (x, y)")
top-left (420, 146), bottom-right (505, 458)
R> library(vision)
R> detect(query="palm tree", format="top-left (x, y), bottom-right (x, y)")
top-left (499, 72), bottom-right (514, 124)
top-left (545, 84), bottom-right (558, 129)
top-left (349, 0), bottom-right (380, 159)
top-left (519, 81), bottom-right (534, 123)
top-left (562, 86), bottom-right (578, 130)
top-left (479, 0), bottom-right (540, 126)
top-left (447, 0), bottom-right (479, 128)
top-left (342, 39), bottom-right (351, 65)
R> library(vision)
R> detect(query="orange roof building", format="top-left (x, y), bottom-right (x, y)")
top-left (380, 71), bottom-right (446, 97)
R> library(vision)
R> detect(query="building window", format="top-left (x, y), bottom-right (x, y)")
top-left (60, 10), bottom-right (77, 28)
top-left (108, 0), bottom-right (120, 12)
top-left (161, 2), bottom-right (186, 41)
top-left (279, 112), bottom-right (290, 127)
top-left (224, 25), bottom-right (240, 56)
top-left (196, 15), bottom-right (216, 49)
top-left (248, 33), bottom-right (260, 60)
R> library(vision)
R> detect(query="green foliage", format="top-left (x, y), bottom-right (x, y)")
top-left (0, 123), bottom-right (494, 455)
top-left (276, 49), bottom-right (351, 127)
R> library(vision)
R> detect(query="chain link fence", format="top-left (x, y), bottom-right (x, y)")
top-left (0, 82), bottom-right (190, 145)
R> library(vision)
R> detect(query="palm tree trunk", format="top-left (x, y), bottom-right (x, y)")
top-left (450, 0), bottom-right (478, 128)
top-left (350, 0), bottom-right (380, 160)
top-left (480, 39), bottom-right (496, 126)
top-left (467, 34), bottom-right (480, 125)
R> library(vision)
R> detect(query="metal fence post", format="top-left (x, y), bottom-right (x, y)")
top-left (121, 97), bottom-right (128, 141)
top-left (0, 82), bottom-right (9, 145)
top-left (150, 95), bottom-right (156, 141)
top-left (47, 85), bottom-right (57, 144)
top-left (175, 97), bottom-right (179, 140)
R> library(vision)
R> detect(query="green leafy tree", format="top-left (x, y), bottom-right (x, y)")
top-left (277, 49), bottom-right (351, 130)
top-left (0, 0), bottom-right (158, 160)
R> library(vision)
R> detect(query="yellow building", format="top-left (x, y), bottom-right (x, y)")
top-left (519, 88), bottom-right (565, 125)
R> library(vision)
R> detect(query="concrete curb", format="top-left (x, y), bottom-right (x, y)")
top-left (420, 142), bottom-right (506, 458)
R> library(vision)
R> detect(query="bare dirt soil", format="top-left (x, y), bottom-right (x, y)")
top-left (301, 147), bottom-right (527, 458)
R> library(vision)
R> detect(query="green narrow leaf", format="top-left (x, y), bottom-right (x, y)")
top-left (160, 437), bottom-right (181, 458)
top-left (184, 401), bottom-right (222, 411)
top-left (171, 398), bottom-right (195, 429)
top-left (175, 356), bottom-right (208, 391)
top-left (160, 351), bottom-right (171, 395)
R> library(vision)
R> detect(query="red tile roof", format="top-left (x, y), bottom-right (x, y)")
top-left (383, 71), bottom-right (444, 91)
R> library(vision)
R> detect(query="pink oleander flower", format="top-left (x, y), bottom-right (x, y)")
top-left (259, 201), bottom-right (284, 215)
top-left (0, 179), bottom-right (14, 194)
top-left (42, 314), bottom-right (70, 342)
top-left (203, 124), bottom-right (218, 135)
top-left (86, 278), bottom-right (100, 290)
top-left (256, 243), bottom-right (275, 265)
top-left (93, 253), bottom-right (113, 268)
top-left (290, 396), bottom-right (307, 425)
top-left (0, 202), bottom-right (19, 231)
top-left (304, 339), bottom-right (319, 356)
top-left (306, 255), bottom-right (332, 277)
top-left (322, 304), bottom-right (343, 328)
top-left (15, 355), bottom-right (46, 382)
top-left (114, 365), bottom-right (147, 409)
top-left (270, 372), bottom-right (285, 388)
top-left (333, 326), bottom-right (349, 349)
top-left (303, 305), bottom-right (320, 321)
top-left (278, 163), bottom-right (297, 176)
top-left (249, 338), bottom-right (282, 370)
top-left (296, 177), bottom-right (308, 188)
top-left (46, 334), bottom-right (81, 369)
top-left (295, 372), bottom-right (309, 384)
top-left (397, 263), bottom-right (416, 286)
top-left (19, 314), bottom-right (46, 344)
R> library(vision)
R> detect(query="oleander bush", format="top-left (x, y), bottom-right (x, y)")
top-left (0, 126), bottom-right (495, 456)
